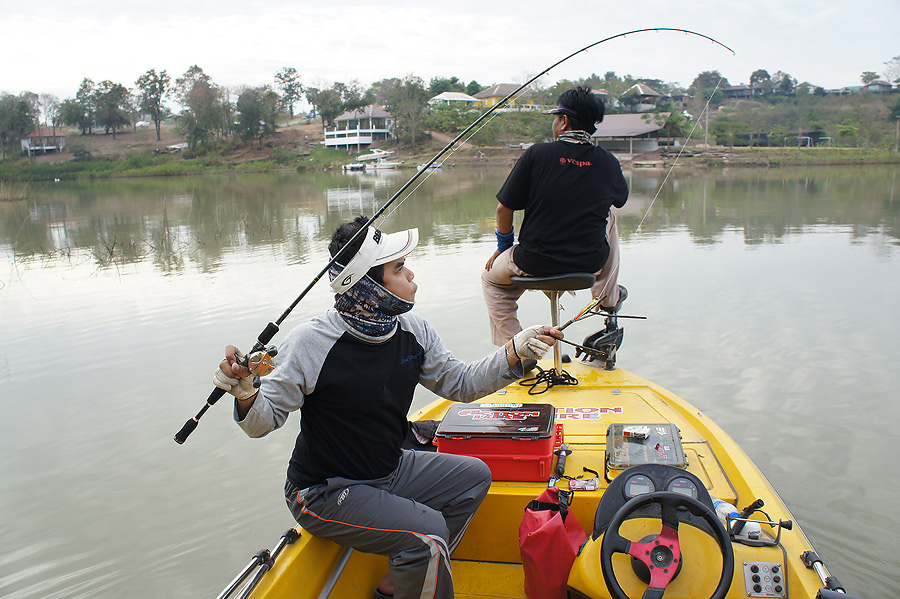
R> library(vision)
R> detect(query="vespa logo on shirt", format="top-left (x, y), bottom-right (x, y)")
top-left (559, 157), bottom-right (593, 167)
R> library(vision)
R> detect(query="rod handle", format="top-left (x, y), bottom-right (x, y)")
top-left (174, 387), bottom-right (227, 444)
top-left (174, 418), bottom-right (198, 444)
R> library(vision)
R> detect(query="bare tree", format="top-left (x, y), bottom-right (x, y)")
top-left (38, 93), bottom-right (60, 133)
top-left (883, 56), bottom-right (900, 87)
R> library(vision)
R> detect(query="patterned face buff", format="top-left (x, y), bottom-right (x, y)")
top-left (557, 130), bottom-right (594, 144)
top-left (328, 264), bottom-right (414, 337)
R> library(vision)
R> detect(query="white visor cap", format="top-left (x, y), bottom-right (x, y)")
top-left (330, 226), bottom-right (419, 294)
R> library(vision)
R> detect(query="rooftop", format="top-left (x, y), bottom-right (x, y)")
top-left (591, 113), bottom-right (670, 138)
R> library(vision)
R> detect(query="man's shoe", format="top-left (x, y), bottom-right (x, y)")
top-left (374, 590), bottom-right (393, 599)
top-left (600, 285), bottom-right (628, 314)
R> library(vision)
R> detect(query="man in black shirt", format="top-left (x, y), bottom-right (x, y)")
top-left (482, 86), bottom-right (629, 345)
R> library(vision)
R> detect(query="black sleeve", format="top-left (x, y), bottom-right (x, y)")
top-left (496, 149), bottom-right (533, 210)
top-left (609, 160), bottom-right (629, 208)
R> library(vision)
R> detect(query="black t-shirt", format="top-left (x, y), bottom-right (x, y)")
top-left (287, 327), bottom-right (424, 489)
top-left (497, 141), bottom-right (628, 276)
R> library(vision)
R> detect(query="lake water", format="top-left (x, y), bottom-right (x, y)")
top-left (1, 165), bottom-right (898, 597)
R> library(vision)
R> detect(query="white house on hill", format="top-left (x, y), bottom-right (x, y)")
top-left (324, 105), bottom-right (394, 150)
top-left (428, 91), bottom-right (477, 106)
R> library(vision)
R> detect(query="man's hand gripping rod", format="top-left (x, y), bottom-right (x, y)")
top-left (174, 327), bottom-right (278, 444)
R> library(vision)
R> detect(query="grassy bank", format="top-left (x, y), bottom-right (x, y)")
top-left (668, 146), bottom-right (900, 169)
top-left (3, 143), bottom-right (898, 187)
top-left (0, 144), bottom-right (353, 184)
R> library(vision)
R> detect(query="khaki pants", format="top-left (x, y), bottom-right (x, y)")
top-left (481, 212), bottom-right (621, 346)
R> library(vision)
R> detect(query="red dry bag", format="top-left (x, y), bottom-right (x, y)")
top-left (519, 487), bottom-right (587, 599)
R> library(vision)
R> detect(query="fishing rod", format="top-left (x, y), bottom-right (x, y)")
top-left (174, 27), bottom-right (734, 444)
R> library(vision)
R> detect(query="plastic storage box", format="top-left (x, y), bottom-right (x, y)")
top-left (605, 423), bottom-right (686, 472)
top-left (435, 403), bottom-right (563, 481)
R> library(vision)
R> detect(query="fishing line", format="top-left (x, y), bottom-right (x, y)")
top-left (633, 75), bottom-right (727, 235)
top-left (175, 28), bottom-right (734, 444)
top-left (382, 84), bottom-right (538, 222)
top-left (565, 74), bottom-right (730, 321)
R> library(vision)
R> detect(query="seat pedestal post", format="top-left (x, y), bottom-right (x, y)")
top-left (546, 291), bottom-right (563, 372)
top-left (510, 273), bottom-right (597, 374)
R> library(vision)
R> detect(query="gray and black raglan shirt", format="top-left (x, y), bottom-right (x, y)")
top-left (236, 309), bottom-right (521, 489)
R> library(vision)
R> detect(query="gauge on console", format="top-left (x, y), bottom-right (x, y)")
top-left (666, 476), bottom-right (698, 499)
top-left (623, 473), bottom-right (656, 498)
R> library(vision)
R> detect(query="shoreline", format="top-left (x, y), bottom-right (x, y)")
top-left (2, 124), bottom-right (899, 190)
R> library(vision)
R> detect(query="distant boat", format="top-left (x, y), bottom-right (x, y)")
top-left (356, 149), bottom-right (404, 169)
top-left (341, 163), bottom-right (366, 172)
top-left (355, 148), bottom-right (394, 162)
top-left (366, 158), bottom-right (404, 170)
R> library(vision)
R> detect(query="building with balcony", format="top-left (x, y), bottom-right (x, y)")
top-left (324, 105), bottom-right (394, 150)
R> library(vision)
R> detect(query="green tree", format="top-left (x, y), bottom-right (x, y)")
top-left (772, 71), bottom-right (796, 95)
top-left (386, 75), bottom-right (429, 148)
top-left (836, 119), bottom-right (859, 146)
top-left (368, 78), bottom-right (401, 105)
top-left (648, 102), bottom-right (689, 141)
top-left (861, 71), bottom-right (879, 85)
top-left (59, 99), bottom-right (90, 134)
top-left (274, 67), bottom-right (303, 119)
top-left (0, 92), bottom-right (37, 159)
top-left (75, 78), bottom-right (96, 134)
top-left (424, 103), bottom-right (476, 135)
top-left (335, 80), bottom-right (374, 114)
top-left (176, 66), bottom-right (224, 151)
top-left (689, 70), bottom-right (729, 96)
top-left (428, 76), bottom-right (466, 96)
top-left (308, 87), bottom-right (343, 127)
top-left (235, 86), bottom-right (279, 148)
top-left (465, 80), bottom-right (482, 96)
top-left (890, 97), bottom-right (900, 121)
top-left (94, 80), bottom-right (131, 138)
top-left (890, 97), bottom-right (900, 152)
top-left (768, 124), bottom-right (792, 147)
top-left (135, 68), bottom-right (170, 141)
top-left (749, 69), bottom-right (773, 95)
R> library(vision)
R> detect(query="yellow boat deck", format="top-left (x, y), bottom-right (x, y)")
top-left (245, 359), bottom-right (829, 599)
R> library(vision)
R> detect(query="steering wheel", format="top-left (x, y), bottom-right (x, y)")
top-left (599, 491), bottom-right (734, 599)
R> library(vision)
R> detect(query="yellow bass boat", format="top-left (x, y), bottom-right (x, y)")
top-left (214, 280), bottom-right (858, 599)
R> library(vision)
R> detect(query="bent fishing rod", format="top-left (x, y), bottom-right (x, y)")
top-left (174, 27), bottom-right (734, 444)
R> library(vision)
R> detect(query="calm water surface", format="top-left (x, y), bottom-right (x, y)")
top-left (1, 165), bottom-right (898, 597)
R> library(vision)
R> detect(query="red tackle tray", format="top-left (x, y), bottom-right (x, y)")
top-left (434, 403), bottom-right (563, 481)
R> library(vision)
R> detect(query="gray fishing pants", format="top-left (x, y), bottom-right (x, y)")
top-left (285, 449), bottom-right (492, 599)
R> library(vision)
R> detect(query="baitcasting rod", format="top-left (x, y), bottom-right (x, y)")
top-left (174, 27), bottom-right (734, 444)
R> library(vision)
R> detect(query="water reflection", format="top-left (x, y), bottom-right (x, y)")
top-left (0, 165), bottom-right (898, 599)
top-left (3, 167), bottom-right (897, 277)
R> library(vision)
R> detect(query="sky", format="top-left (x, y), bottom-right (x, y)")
top-left (3, 0), bottom-right (898, 104)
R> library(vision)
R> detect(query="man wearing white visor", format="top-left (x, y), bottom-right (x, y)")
top-left (214, 216), bottom-right (561, 599)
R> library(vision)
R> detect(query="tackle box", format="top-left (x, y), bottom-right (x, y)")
top-left (435, 403), bottom-right (563, 481)
top-left (605, 422), bottom-right (686, 474)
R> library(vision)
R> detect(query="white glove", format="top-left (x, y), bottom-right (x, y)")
top-left (513, 325), bottom-right (553, 361)
top-left (213, 352), bottom-right (257, 401)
